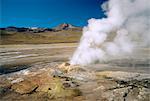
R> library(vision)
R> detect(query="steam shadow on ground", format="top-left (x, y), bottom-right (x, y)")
top-left (0, 64), bottom-right (31, 75)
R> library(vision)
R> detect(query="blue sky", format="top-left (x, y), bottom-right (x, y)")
top-left (1, 0), bottom-right (107, 28)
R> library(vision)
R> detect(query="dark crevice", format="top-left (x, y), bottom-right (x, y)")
top-left (114, 79), bottom-right (150, 89)
top-left (106, 79), bottom-right (150, 101)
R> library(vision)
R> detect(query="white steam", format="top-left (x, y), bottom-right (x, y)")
top-left (70, 0), bottom-right (150, 65)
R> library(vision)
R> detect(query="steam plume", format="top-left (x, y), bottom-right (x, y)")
top-left (70, 0), bottom-right (150, 65)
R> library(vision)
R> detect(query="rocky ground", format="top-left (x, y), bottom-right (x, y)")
top-left (0, 43), bottom-right (150, 101)
top-left (0, 62), bottom-right (150, 101)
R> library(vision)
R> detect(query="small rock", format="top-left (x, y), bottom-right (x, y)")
top-left (36, 84), bottom-right (53, 92)
top-left (51, 69), bottom-right (63, 77)
top-left (0, 86), bottom-right (9, 95)
top-left (63, 82), bottom-right (71, 88)
top-left (11, 78), bottom-right (24, 84)
top-left (0, 81), bottom-right (12, 95)
top-left (73, 96), bottom-right (85, 101)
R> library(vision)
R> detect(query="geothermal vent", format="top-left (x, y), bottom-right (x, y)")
top-left (70, 0), bottom-right (150, 65)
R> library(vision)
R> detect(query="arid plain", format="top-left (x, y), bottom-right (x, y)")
top-left (0, 26), bottom-right (150, 101)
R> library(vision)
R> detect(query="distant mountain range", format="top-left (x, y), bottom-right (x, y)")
top-left (54, 23), bottom-right (81, 31)
top-left (0, 23), bottom-right (82, 33)
top-left (0, 23), bottom-right (82, 44)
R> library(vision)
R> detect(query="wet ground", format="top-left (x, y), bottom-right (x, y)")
top-left (0, 43), bottom-right (150, 101)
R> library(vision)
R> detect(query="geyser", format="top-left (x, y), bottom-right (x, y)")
top-left (70, 0), bottom-right (150, 65)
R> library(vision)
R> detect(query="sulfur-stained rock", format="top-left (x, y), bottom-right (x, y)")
top-left (46, 78), bottom-right (81, 99)
top-left (58, 62), bottom-right (72, 73)
top-left (59, 62), bottom-right (70, 67)
top-left (11, 80), bottom-right (38, 94)
top-left (33, 74), bottom-right (82, 99)
top-left (58, 62), bottom-right (85, 73)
